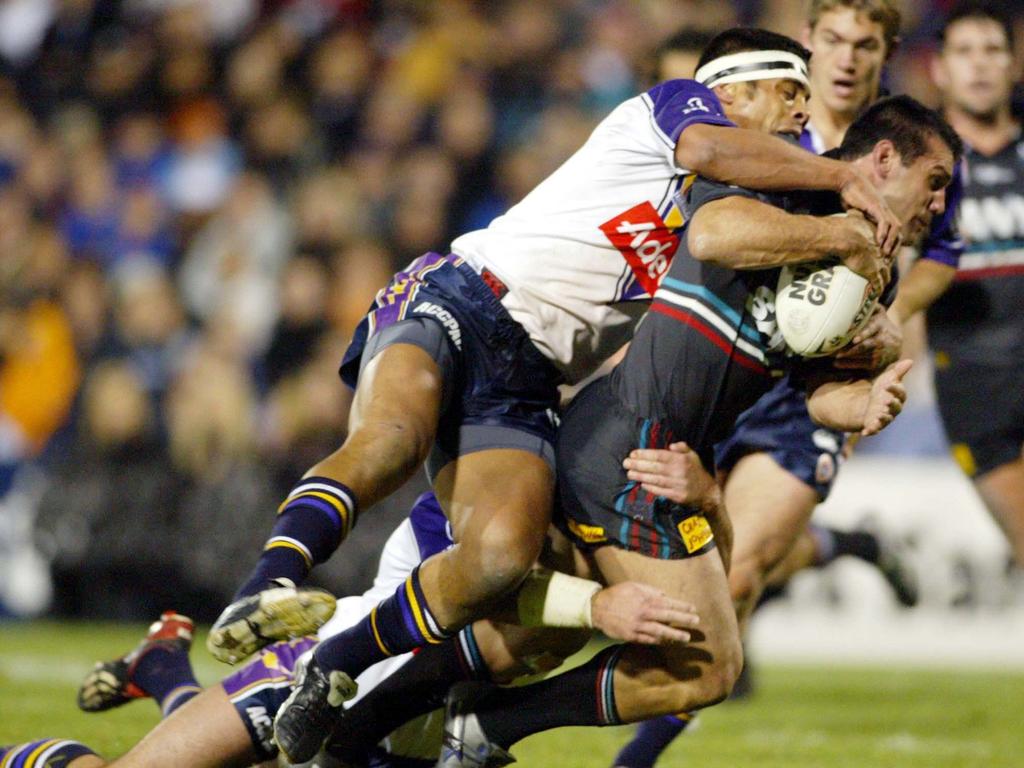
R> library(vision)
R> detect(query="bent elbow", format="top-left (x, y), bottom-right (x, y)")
top-left (676, 126), bottom-right (719, 174)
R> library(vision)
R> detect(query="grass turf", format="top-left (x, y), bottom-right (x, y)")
top-left (1, 620), bottom-right (1022, 767)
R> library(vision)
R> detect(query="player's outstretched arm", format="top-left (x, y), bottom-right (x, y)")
top-left (805, 359), bottom-right (913, 436)
top-left (688, 197), bottom-right (889, 294)
top-left (676, 124), bottom-right (902, 256)
top-left (513, 569), bottom-right (700, 645)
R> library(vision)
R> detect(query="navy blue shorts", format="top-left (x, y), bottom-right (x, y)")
top-left (714, 377), bottom-right (845, 501)
top-left (340, 253), bottom-right (562, 479)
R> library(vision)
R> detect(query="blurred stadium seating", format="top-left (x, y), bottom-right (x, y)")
top-left (0, 0), bottom-right (1020, 626)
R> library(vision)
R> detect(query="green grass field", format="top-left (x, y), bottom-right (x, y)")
top-left (2, 620), bottom-right (1022, 767)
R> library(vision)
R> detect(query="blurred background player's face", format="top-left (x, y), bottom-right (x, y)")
top-left (935, 18), bottom-right (1015, 120)
top-left (805, 7), bottom-right (889, 117)
top-left (876, 135), bottom-right (954, 243)
top-left (724, 77), bottom-right (810, 138)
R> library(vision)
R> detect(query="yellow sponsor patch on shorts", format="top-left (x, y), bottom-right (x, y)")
top-left (951, 443), bottom-right (977, 477)
top-left (677, 515), bottom-right (714, 554)
top-left (567, 518), bottom-right (606, 544)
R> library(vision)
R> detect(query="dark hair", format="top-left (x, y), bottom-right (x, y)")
top-left (836, 95), bottom-right (964, 164)
top-left (656, 28), bottom-right (718, 63)
top-left (642, 28), bottom-right (717, 85)
top-left (939, 1), bottom-right (1015, 53)
top-left (695, 28), bottom-right (810, 73)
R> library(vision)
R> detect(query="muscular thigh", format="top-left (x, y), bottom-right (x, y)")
top-left (593, 546), bottom-right (738, 674)
top-left (433, 448), bottom-right (555, 555)
top-left (724, 452), bottom-right (819, 573)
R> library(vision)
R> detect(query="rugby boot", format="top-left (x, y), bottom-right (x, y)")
top-left (274, 654), bottom-right (358, 764)
top-left (876, 535), bottom-right (919, 607)
top-left (438, 682), bottom-right (515, 767)
top-left (77, 611), bottom-right (193, 712)
top-left (207, 578), bottom-right (337, 664)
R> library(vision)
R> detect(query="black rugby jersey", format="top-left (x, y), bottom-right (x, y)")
top-left (606, 177), bottom-right (853, 466)
top-left (928, 130), bottom-right (1024, 366)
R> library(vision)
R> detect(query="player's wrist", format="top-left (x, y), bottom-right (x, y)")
top-left (517, 569), bottom-right (602, 629)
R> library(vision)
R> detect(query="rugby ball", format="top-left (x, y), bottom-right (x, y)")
top-left (775, 258), bottom-right (878, 357)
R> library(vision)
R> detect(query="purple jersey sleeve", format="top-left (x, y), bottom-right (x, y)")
top-left (407, 491), bottom-right (453, 560)
top-left (646, 79), bottom-right (734, 146)
top-left (919, 159), bottom-right (964, 268)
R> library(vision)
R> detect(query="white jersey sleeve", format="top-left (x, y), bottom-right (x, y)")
top-left (452, 79), bottom-right (734, 383)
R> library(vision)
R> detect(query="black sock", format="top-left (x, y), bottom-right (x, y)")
top-left (828, 529), bottom-right (880, 565)
top-left (474, 645), bottom-right (625, 748)
top-left (327, 627), bottom-right (490, 762)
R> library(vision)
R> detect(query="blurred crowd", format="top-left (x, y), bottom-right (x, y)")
top-left (0, 0), bottom-right (1021, 620)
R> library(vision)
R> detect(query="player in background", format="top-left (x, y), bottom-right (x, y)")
top-left (611, 5), bottom-right (965, 764)
top-left (0, 494), bottom-right (697, 768)
top-left (206, 26), bottom-right (902, 763)
top-left (928, 2), bottom-right (1024, 567)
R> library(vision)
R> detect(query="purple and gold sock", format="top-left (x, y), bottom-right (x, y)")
top-left (236, 476), bottom-right (357, 599)
top-left (314, 564), bottom-right (450, 677)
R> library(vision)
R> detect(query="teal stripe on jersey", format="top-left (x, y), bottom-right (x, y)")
top-left (660, 277), bottom-right (761, 344)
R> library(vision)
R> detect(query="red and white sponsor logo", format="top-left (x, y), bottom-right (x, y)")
top-left (599, 201), bottom-right (679, 296)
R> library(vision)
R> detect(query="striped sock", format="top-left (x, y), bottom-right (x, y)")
top-left (313, 565), bottom-right (450, 677)
top-left (0, 739), bottom-right (98, 767)
top-left (236, 476), bottom-right (357, 599)
top-left (325, 626), bottom-right (491, 764)
top-left (612, 713), bottom-right (694, 767)
top-left (131, 646), bottom-right (202, 717)
top-left (474, 645), bottom-right (625, 748)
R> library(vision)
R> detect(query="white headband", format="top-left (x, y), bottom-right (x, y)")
top-left (695, 49), bottom-right (810, 89)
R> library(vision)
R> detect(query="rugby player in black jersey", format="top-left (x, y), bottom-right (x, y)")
top-left (928, 2), bottom-right (1024, 569)
top-left (434, 95), bottom-right (959, 767)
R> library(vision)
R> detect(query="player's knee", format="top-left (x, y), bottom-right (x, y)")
top-left (728, 556), bottom-right (763, 606)
top-left (473, 523), bottom-right (544, 596)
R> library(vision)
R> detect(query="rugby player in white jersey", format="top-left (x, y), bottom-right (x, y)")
top-left (204, 26), bottom-right (903, 762)
top-left (928, 2), bottom-right (1024, 567)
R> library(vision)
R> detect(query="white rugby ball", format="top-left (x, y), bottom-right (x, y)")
top-left (775, 258), bottom-right (878, 357)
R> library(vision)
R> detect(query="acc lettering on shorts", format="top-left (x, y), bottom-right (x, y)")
top-left (599, 201), bottom-right (680, 296)
top-left (412, 301), bottom-right (463, 349)
top-left (245, 704), bottom-right (274, 750)
top-left (677, 514), bottom-right (714, 554)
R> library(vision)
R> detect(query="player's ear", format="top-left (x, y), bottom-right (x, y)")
top-left (712, 83), bottom-right (738, 106)
top-left (871, 139), bottom-right (898, 178)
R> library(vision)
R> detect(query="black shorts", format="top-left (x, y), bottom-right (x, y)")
top-left (554, 378), bottom-right (716, 560)
top-left (934, 359), bottom-right (1024, 477)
